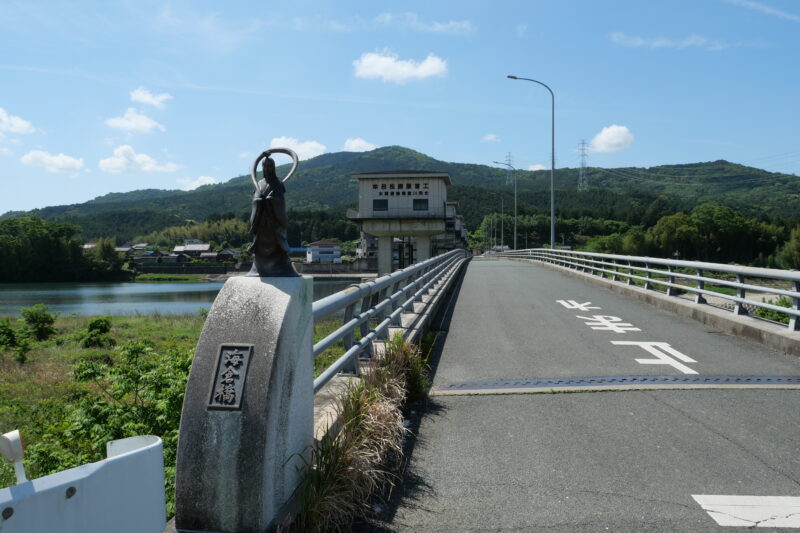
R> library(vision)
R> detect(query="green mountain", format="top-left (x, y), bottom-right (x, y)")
top-left (4, 146), bottom-right (799, 242)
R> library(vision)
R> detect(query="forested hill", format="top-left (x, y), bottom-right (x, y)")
top-left (4, 146), bottom-right (799, 241)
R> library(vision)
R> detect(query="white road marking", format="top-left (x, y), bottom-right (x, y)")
top-left (692, 494), bottom-right (800, 527)
top-left (611, 341), bottom-right (698, 374)
top-left (576, 314), bottom-right (641, 333)
top-left (556, 299), bottom-right (601, 311)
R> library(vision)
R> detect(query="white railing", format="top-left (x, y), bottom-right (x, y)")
top-left (0, 435), bottom-right (165, 533)
top-left (497, 248), bottom-right (800, 331)
top-left (312, 249), bottom-right (469, 392)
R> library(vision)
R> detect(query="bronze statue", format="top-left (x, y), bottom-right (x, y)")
top-left (246, 148), bottom-right (300, 277)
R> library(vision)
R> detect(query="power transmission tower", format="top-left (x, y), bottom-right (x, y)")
top-left (577, 139), bottom-right (589, 192)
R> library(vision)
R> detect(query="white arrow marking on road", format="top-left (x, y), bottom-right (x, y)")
top-left (576, 315), bottom-right (641, 333)
top-left (692, 495), bottom-right (800, 527)
top-left (556, 299), bottom-right (601, 311)
top-left (611, 341), bottom-right (698, 374)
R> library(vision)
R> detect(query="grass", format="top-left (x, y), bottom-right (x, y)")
top-left (293, 334), bottom-right (429, 532)
top-left (134, 273), bottom-right (206, 283)
top-left (754, 296), bottom-right (793, 324)
top-left (313, 318), bottom-right (363, 378)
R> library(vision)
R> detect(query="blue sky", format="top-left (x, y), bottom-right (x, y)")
top-left (1, 0), bottom-right (799, 214)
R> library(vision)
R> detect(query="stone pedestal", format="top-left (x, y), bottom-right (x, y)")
top-left (175, 276), bottom-right (313, 533)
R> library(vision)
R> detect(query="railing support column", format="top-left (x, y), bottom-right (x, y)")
top-left (790, 281), bottom-right (799, 331)
top-left (695, 269), bottom-right (707, 304)
top-left (645, 263), bottom-right (653, 290)
top-left (734, 274), bottom-right (748, 315)
top-left (627, 261), bottom-right (635, 285)
top-left (666, 265), bottom-right (677, 296)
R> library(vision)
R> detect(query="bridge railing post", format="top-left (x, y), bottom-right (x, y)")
top-left (733, 274), bottom-right (748, 315)
top-left (790, 281), bottom-right (799, 331)
top-left (645, 263), bottom-right (653, 290)
top-left (695, 269), bottom-right (707, 304)
top-left (666, 265), bottom-right (677, 296)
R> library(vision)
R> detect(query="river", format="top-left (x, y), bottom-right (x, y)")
top-left (0, 278), bottom-right (356, 316)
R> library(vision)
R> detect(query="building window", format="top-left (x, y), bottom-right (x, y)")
top-left (389, 184), bottom-right (395, 189)
top-left (398, 183), bottom-right (403, 189)
top-left (373, 199), bottom-right (388, 211)
top-left (423, 183), bottom-right (429, 189)
top-left (413, 199), bottom-right (428, 211)
top-left (372, 184), bottom-right (378, 189)
top-left (415, 183), bottom-right (420, 189)
top-left (381, 183), bottom-right (386, 189)
top-left (407, 183), bottom-right (412, 189)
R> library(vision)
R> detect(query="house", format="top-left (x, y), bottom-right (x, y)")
top-left (173, 241), bottom-right (211, 257)
top-left (217, 248), bottom-right (242, 262)
top-left (306, 240), bottom-right (342, 264)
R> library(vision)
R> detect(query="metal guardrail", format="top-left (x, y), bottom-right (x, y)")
top-left (312, 249), bottom-right (468, 392)
top-left (496, 248), bottom-right (800, 331)
top-left (0, 435), bottom-right (165, 533)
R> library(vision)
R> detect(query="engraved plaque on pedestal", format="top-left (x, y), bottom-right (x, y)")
top-left (207, 344), bottom-right (253, 410)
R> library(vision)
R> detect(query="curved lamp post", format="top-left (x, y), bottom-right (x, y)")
top-left (493, 160), bottom-right (517, 250)
top-left (507, 75), bottom-right (556, 249)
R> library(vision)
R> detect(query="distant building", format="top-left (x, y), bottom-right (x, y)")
top-left (347, 170), bottom-right (464, 274)
top-left (306, 240), bottom-right (342, 264)
top-left (173, 241), bottom-right (211, 257)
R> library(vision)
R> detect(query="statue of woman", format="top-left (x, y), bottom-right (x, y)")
top-left (247, 155), bottom-right (298, 277)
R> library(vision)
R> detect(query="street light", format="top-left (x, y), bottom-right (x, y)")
top-left (507, 75), bottom-right (556, 249)
top-left (493, 160), bottom-right (517, 250)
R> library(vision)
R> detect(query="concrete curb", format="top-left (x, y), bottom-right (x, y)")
top-left (507, 258), bottom-right (800, 357)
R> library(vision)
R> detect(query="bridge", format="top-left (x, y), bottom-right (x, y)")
top-left (2, 249), bottom-right (799, 531)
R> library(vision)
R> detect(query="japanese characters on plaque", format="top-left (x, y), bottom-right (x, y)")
top-left (208, 345), bottom-right (253, 410)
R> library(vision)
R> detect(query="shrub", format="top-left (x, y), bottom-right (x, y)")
top-left (20, 304), bottom-right (59, 340)
top-left (0, 317), bottom-right (17, 349)
top-left (754, 296), bottom-right (792, 325)
top-left (78, 316), bottom-right (116, 348)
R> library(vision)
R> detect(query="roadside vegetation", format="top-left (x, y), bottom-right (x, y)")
top-left (0, 306), bottom-right (358, 518)
top-left (292, 333), bottom-right (433, 532)
top-left (134, 273), bottom-right (206, 283)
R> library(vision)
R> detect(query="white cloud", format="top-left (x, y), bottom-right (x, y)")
top-left (726, 0), bottom-right (800, 22)
top-left (130, 87), bottom-right (173, 108)
top-left (270, 137), bottom-right (327, 160)
top-left (99, 145), bottom-right (179, 173)
top-left (177, 176), bottom-right (219, 191)
top-left (105, 108), bottom-right (165, 133)
top-left (528, 164), bottom-right (546, 171)
top-left (239, 151), bottom-right (252, 158)
top-left (516, 24), bottom-right (528, 37)
top-left (610, 32), bottom-right (727, 51)
top-left (373, 13), bottom-right (474, 35)
top-left (589, 125), bottom-right (635, 153)
top-left (353, 50), bottom-right (447, 84)
top-left (482, 133), bottom-right (501, 143)
top-left (343, 138), bottom-right (376, 152)
top-left (0, 147), bottom-right (12, 156)
top-left (21, 150), bottom-right (84, 173)
top-left (0, 108), bottom-right (35, 134)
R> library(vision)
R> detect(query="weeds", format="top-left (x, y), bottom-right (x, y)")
top-left (754, 296), bottom-right (792, 324)
top-left (294, 334), bottom-right (429, 531)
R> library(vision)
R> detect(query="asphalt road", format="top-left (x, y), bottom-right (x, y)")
top-left (375, 258), bottom-right (800, 532)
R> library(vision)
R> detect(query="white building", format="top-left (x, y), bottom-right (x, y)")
top-left (306, 240), bottom-right (342, 264)
top-left (348, 170), bottom-right (452, 274)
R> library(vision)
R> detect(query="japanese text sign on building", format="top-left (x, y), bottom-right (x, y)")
top-left (208, 345), bottom-right (254, 410)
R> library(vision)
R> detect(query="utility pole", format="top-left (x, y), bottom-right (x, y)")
top-left (578, 139), bottom-right (589, 192)
top-left (501, 197), bottom-right (504, 249)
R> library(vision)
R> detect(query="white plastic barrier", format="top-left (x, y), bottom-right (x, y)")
top-left (0, 435), bottom-right (166, 533)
